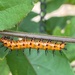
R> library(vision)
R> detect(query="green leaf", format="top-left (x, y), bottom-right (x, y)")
top-left (0, 47), bottom-right (9, 60)
top-left (53, 26), bottom-right (62, 36)
top-left (46, 0), bottom-right (75, 13)
top-left (18, 12), bottom-right (39, 33)
top-left (64, 43), bottom-right (75, 62)
top-left (0, 58), bottom-right (10, 75)
top-left (53, 17), bottom-right (75, 62)
top-left (45, 17), bottom-right (72, 34)
top-left (25, 50), bottom-right (74, 75)
top-left (6, 51), bottom-right (36, 75)
top-left (65, 0), bottom-right (75, 4)
top-left (0, 42), bottom-right (9, 60)
top-left (47, 0), bottom-right (65, 13)
top-left (63, 17), bottom-right (75, 61)
top-left (0, 0), bottom-right (35, 30)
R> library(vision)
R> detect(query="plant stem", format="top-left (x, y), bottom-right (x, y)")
top-left (0, 30), bottom-right (75, 43)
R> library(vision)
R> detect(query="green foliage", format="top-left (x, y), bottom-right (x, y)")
top-left (0, 58), bottom-right (10, 75)
top-left (0, 0), bottom-right (75, 75)
top-left (6, 51), bottom-right (36, 75)
top-left (0, 0), bottom-right (34, 30)
top-left (46, 0), bottom-right (75, 13)
top-left (53, 17), bottom-right (75, 62)
top-left (18, 12), bottom-right (39, 33)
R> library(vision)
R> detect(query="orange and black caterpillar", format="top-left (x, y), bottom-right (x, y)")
top-left (0, 36), bottom-right (66, 55)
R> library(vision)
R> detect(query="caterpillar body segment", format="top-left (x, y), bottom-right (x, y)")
top-left (0, 37), bottom-right (66, 52)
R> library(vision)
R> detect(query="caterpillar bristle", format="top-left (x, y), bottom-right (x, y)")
top-left (31, 38), bottom-right (33, 41)
top-left (23, 50), bottom-right (24, 53)
top-left (64, 48), bottom-right (67, 50)
top-left (59, 50), bottom-right (62, 55)
top-left (39, 39), bottom-right (43, 42)
top-left (16, 50), bottom-right (19, 56)
top-left (54, 42), bottom-right (57, 44)
top-left (48, 40), bottom-right (51, 42)
top-left (52, 50), bottom-right (55, 56)
top-left (2, 36), bottom-right (10, 39)
top-left (29, 48), bottom-right (31, 55)
top-left (45, 49), bottom-right (48, 55)
top-left (8, 50), bottom-right (12, 54)
top-left (31, 38), bottom-right (35, 40)
top-left (37, 48), bottom-right (40, 54)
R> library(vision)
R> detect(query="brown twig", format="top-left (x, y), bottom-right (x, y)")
top-left (0, 30), bottom-right (75, 43)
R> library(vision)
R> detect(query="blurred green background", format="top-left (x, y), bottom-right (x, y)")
top-left (0, 0), bottom-right (75, 75)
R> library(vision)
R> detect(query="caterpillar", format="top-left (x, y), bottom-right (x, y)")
top-left (0, 36), bottom-right (66, 55)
